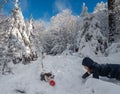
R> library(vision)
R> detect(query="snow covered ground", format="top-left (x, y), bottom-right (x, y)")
top-left (0, 53), bottom-right (120, 94)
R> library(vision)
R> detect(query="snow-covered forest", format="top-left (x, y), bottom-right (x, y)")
top-left (0, 0), bottom-right (120, 94)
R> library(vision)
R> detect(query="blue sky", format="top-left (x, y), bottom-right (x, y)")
top-left (2, 0), bottom-right (107, 20)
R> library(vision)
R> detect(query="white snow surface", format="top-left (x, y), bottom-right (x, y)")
top-left (0, 54), bottom-right (120, 94)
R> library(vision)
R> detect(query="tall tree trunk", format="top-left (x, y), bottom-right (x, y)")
top-left (108, 0), bottom-right (116, 43)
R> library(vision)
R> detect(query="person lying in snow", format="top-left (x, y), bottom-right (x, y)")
top-left (82, 57), bottom-right (120, 80)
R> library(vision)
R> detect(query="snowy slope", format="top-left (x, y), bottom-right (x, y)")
top-left (0, 54), bottom-right (120, 94)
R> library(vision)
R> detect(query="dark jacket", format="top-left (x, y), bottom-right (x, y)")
top-left (82, 57), bottom-right (120, 80)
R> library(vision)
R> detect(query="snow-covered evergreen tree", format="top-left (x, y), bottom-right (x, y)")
top-left (0, 14), bottom-right (12, 74)
top-left (94, 1), bottom-right (107, 13)
top-left (8, 0), bottom-right (36, 64)
top-left (80, 3), bottom-right (88, 17)
top-left (27, 19), bottom-right (46, 56)
top-left (93, 2), bottom-right (109, 37)
top-left (27, 15), bottom-right (34, 38)
top-left (33, 20), bottom-right (45, 32)
top-left (77, 15), bottom-right (108, 56)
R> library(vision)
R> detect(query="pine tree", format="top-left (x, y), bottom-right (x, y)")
top-left (27, 15), bottom-right (34, 38)
top-left (0, 15), bottom-right (12, 74)
top-left (77, 15), bottom-right (108, 56)
top-left (9, 0), bottom-right (36, 64)
top-left (80, 3), bottom-right (88, 17)
top-left (93, 2), bottom-right (108, 37)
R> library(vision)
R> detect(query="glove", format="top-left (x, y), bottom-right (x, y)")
top-left (82, 72), bottom-right (90, 79)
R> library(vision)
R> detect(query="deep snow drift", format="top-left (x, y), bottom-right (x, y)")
top-left (0, 53), bottom-right (120, 94)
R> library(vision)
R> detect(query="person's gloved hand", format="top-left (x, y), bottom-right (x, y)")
top-left (82, 72), bottom-right (90, 79)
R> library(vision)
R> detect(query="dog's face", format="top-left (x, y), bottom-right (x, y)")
top-left (45, 73), bottom-right (52, 77)
top-left (40, 72), bottom-right (54, 81)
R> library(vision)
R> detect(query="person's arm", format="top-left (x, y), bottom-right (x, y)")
top-left (92, 68), bottom-right (99, 79)
top-left (82, 72), bottom-right (90, 79)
